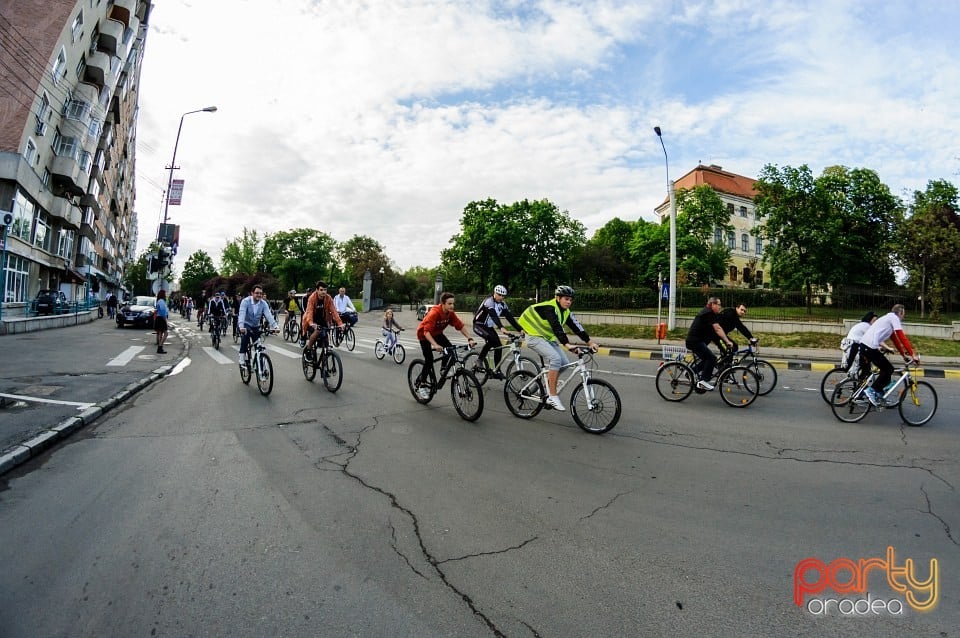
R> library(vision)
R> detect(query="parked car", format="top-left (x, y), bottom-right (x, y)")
top-left (34, 289), bottom-right (68, 315)
top-left (116, 295), bottom-right (157, 328)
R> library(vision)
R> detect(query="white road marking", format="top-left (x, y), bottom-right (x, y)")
top-left (0, 393), bottom-right (95, 410)
top-left (106, 346), bottom-right (146, 366)
top-left (202, 347), bottom-right (236, 364)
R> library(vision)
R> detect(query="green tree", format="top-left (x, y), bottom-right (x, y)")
top-left (338, 235), bottom-right (393, 292)
top-left (220, 227), bottom-right (264, 276)
top-left (628, 218), bottom-right (670, 285)
top-left (262, 228), bottom-right (338, 292)
top-left (674, 184), bottom-right (732, 285)
top-left (122, 249), bottom-right (153, 296)
top-left (898, 180), bottom-right (960, 319)
top-left (575, 218), bottom-right (638, 286)
top-left (178, 250), bottom-right (218, 299)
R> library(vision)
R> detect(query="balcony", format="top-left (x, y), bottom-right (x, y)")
top-left (109, 0), bottom-right (136, 26)
top-left (98, 120), bottom-right (114, 151)
top-left (98, 19), bottom-right (124, 56)
top-left (50, 154), bottom-right (86, 197)
top-left (85, 51), bottom-right (111, 87)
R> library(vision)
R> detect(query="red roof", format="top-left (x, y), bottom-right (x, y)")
top-left (658, 164), bottom-right (758, 209)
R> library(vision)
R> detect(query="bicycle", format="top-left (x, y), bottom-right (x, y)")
top-left (407, 344), bottom-right (484, 422)
top-left (301, 327), bottom-right (344, 393)
top-left (503, 346), bottom-right (621, 434)
top-left (720, 340), bottom-right (777, 396)
top-left (239, 329), bottom-right (277, 396)
top-left (829, 359), bottom-right (937, 426)
top-left (462, 332), bottom-right (541, 385)
top-left (282, 312), bottom-right (299, 343)
top-left (654, 345), bottom-right (760, 407)
top-left (819, 343), bottom-right (892, 403)
top-left (331, 319), bottom-right (356, 351)
top-left (210, 315), bottom-right (223, 350)
top-left (374, 328), bottom-right (406, 364)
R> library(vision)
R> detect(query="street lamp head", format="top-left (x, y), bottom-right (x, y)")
top-left (654, 126), bottom-right (662, 137)
top-left (202, 106), bottom-right (217, 112)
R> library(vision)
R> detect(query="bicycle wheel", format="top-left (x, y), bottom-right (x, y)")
top-left (240, 358), bottom-right (251, 385)
top-left (344, 328), bottom-right (356, 351)
top-left (503, 369), bottom-right (545, 419)
top-left (407, 359), bottom-right (434, 404)
top-left (819, 368), bottom-right (849, 404)
top-left (461, 352), bottom-right (490, 385)
top-left (256, 353), bottom-right (274, 396)
top-left (375, 340), bottom-right (386, 359)
top-left (898, 380), bottom-right (937, 426)
top-left (321, 350), bottom-right (343, 393)
top-left (392, 343), bottom-right (406, 365)
top-left (717, 365), bottom-right (759, 407)
top-left (570, 379), bottom-right (621, 434)
top-left (332, 328), bottom-right (343, 348)
top-left (302, 347), bottom-right (317, 381)
top-left (450, 369), bottom-right (484, 421)
top-left (504, 355), bottom-right (541, 379)
top-left (212, 330), bottom-right (220, 350)
top-left (830, 379), bottom-right (871, 422)
top-left (749, 359), bottom-right (777, 396)
top-left (655, 362), bottom-right (695, 402)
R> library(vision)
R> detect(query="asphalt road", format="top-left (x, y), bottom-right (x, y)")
top-left (1, 317), bottom-right (957, 637)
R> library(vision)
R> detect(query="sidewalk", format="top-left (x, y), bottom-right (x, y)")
top-left (595, 337), bottom-right (960, 378)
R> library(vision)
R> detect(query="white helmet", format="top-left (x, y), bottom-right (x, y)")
top-left (493, 284), bottom-right (508, 296)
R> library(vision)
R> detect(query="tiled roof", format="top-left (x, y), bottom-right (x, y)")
top-left (657, 164), bottom-right (758, 209)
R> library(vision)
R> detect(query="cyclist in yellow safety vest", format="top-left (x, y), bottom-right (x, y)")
top-left (517, 285), bottom-right (599, 411)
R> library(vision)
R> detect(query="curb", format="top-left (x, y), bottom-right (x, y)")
top-left (0, 329), bottom-right (190, 477)
top-left (598, 346), bottom-right (960, 379)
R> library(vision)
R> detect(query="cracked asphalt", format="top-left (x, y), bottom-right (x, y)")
top-left (1, 319), bottom-right (958, 636)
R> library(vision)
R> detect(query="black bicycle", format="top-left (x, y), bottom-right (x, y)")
top-left (302, 327), bottom-right (343, 393)
top-left (655, 345), bottom-right (760, 407)
top-left (407, 344), bottom-right (484, 422)
top-left (331, 318), bottom-right (356, 351)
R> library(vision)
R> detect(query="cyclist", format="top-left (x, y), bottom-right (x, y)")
top-left (382, 307), bottom-right (403, 341)
top-left (230, 292), bottom-right (242, 337)
top-left (333, 287), bottom-right (359, 327)
top-left (841, 311), bottom-right (879, 379)
top-left (859, 304), bottom-right (920, 406)
top-left (516, 285), bottom-right (598, 411)
top-left (301, 281), bottom-right (344, 353)
top-left (238, 285), bottom-right (279, 366)
top-left (207, 291), bottom-right (228, 336)
top-left (472, 284), bottom-right (523, 380)
top-left (718, 303), bottom-right (757, 353)
top-left (285, 290), bottom-right (300, 318)
top-left (414, 292), bottom-right (476, 399)
top-left (684, 297), bottom-right (736, 391)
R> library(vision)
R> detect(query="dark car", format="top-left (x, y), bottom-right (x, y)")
top-left (116, 295), bottom-right (157, 328)
top-left (34, 289), bottom-right (67, 315)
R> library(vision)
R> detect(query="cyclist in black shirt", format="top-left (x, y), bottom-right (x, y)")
top-left (718, 303), bottom-right (756, 352)
top-left (472, 284), bottom-right (523, 379)
top-left (685, 297), bottom-right (735, 391)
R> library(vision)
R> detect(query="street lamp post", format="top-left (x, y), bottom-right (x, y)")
top-left (158, 106), bottom-right (217, 286)
top-left (654, 126), bottom-right (677, 330)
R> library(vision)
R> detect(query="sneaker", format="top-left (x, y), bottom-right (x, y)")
top-left (864, 388), bottom-right (883, 406)
top-left (418, 387), bottom-right (431, 400)
top-left (546, 395), bottom-right (566, 411)
top-left (697, 380), bottom-right (715, 391)
top-left (239, 353), bottom-right (247, 366)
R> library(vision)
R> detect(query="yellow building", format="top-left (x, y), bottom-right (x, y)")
top-left (655, 164), bottom-right (764, 288)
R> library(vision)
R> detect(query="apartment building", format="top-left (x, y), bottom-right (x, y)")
top-left (655, 163), bottom-right (764, 288)
top-left (0, 0), bottom-right (150, 312)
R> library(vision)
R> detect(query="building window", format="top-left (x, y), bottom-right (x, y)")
top-left (756, 271), bottom-right (764, 285)
top-left (52, 49), bottom-right (67, 86)
top-left (57, 229), bottom-right (76, 259)
top-left (71, 10), bottom-right (84, 43)
top-left (729, 265), bottom-right (738, 282)
top-left (11, 191), bottom-right (35, 241)
top-left (714, 227), bottom-right (723, 244)
top-left (75, 56), bottom-right (87, 81)
top-left (755, 237), bottom-right (763, 255)
top-left (3, 253), bottom-right (31, 303)
top-left (727, 230), bottom-right (735, 250)
top-left (741, 233), bottom-right (749, 252)
top-left (739, 206), bottom-right (747, 218)
top-left (33, 212), bottom-right (52, 252)
top-left (24, 139), bottom-right (37, 165)
top-left (64, 98), bottom-right (91, 122)
top-left (53, 131), bottom-right (81, 160)
top-left (726, 203), bottom-right (734, 217)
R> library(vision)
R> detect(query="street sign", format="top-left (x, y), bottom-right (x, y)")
top-left (661, 283), bottom-right (670, 301)
top-left (151, 278), bottom-right (169, 294)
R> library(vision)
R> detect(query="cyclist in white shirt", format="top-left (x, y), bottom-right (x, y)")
top-left (859, 304), bottom-right (919, 405)
top-left (238, 285), bottom-right (279, 365)
top-left (333, 287), bottom-right (358, 327)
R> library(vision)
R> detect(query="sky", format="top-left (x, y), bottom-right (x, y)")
top-left (133, 0), bottom-right (960, 274)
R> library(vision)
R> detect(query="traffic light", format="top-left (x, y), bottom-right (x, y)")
top-left (148, 256), bottom-right (160, 273)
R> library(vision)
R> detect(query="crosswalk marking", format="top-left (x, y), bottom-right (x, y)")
top-left (106, 346), bottom-right (146, 366)
top-left (202, 347), bottom-right (235, 364)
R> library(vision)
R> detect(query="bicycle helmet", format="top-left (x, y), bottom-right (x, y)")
top-left (554, 285), bottom-right (575, 298)
top-left (493, 284), bottom-right (508, 296)
top-left (289, 289), bottom-right (296, 295)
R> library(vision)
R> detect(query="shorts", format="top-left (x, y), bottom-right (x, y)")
top-left (525, 335), bottom-right (568, 371)
top-left (154, 317), bottom-right (168, 333)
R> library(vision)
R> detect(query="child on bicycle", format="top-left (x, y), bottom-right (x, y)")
top-left (382, 308), bottom-right (403, 347)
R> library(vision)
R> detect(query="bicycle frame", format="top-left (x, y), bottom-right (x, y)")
top-left (515, 348), bottom-right (593, 400)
